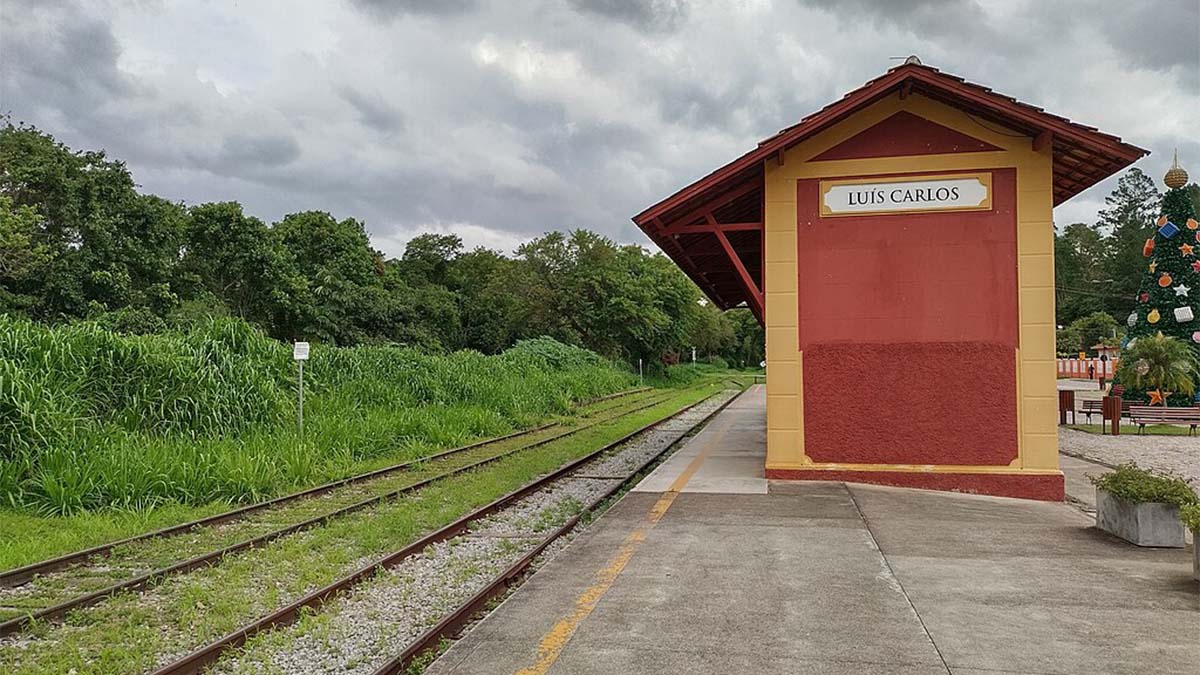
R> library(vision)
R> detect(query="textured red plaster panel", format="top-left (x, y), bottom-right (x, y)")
top-left (764, 469), bottom-right (1064, 502)
top-left (811, 111), bottom-right (1002, 161)
top-left (796, 169), bottom-right (1017, 349)
top-left (802, 342), bottom-right (1018, 465)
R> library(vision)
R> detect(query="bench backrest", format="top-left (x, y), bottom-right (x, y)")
top-left (1128, 405), bottom-right (1200, 421)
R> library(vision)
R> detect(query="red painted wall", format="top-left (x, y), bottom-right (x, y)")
top-left (797, 168), bottom-right (1018, 466)
top-left (811, 111), bottom-right (1002, 161)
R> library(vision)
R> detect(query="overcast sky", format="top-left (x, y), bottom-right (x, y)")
top-left (2, 0), bottom-right (1197, 258)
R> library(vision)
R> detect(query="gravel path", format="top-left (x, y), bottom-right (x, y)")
top-left (1058, 427), bottom-right (1199, 485)
top-left (209, 389), bottom-right (740, 675)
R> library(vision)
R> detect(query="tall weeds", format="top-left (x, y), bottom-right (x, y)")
top-left (0, 318), bottom-right (633, 514)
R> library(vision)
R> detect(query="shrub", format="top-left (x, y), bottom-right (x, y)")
top-left (1180, 504), bottom-right (1200, 532)
top-left (1089, 463), bottom-right (1198, 507)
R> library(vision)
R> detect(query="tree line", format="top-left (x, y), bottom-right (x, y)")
top-left (1054, 167), bottom-right (1200, 355)
top-left (0, 121), bottom-right (763, 368)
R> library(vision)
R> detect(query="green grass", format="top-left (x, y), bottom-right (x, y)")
top-left (1068, 423), bottom-right (1197, 436)
top-left (0, 317), bottom-right (636, 514)
top-left (0, 389), bottom-right (668, 571)
top-left (0, 383), bottom-right (730, 675)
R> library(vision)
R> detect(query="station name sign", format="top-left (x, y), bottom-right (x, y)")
top-left (819, 173), bottom-right (992, 217)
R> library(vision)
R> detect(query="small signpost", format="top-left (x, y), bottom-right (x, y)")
top-left (638, 358), bottom-right (643, 387)
top-left (294, 341), bottom-right (310, 436)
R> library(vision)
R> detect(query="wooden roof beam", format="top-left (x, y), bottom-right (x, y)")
top-left (664, 220), bottom-right (763, 237)
top-left (714, 229), bottom-right (764, 324)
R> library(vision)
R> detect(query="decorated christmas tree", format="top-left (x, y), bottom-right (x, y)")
top-left (1118, 152), bottom-right (1200, 405)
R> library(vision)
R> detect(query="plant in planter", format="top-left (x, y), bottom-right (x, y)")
top-left (1089, 463), bottom-right (1197, 547)
top-left (1180, 504), bottom-right (1200, 581)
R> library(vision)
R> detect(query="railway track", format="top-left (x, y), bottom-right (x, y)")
top-left (155, 385), bottom-right (744, 675)
top-left (0, 386), bottom-right (666, 635)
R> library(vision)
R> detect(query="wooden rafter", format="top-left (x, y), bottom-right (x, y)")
top-left (663, 220), bottom-right (762, 237)
top-left (714, 229), bottom-right (763, 324)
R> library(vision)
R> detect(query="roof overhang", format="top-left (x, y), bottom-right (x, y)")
top-left (633, 63), bottom-right (1148, 320)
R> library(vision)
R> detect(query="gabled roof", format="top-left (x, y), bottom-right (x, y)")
top-left (633, 62), bottom-right (1148, 316)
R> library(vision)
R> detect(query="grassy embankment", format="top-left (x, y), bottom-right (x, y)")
top-left (0, 317), bottom-right (744, 569)
top-left (1, 382), bottom-right (735, 675)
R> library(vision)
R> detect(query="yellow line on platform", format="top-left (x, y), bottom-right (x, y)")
top-left (512, 412), bottom-right (734, 675)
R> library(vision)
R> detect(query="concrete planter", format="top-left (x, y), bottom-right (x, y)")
top-left (1193, 532), bottom-right (1199, 581)
top-left (1095, 489), bottom-right (1185, 548)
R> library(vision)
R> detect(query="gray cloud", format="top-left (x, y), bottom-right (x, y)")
top-left (0, 0), bottom-right (1195, 258)
top-left (216, 132), bottom-right (302, 170)
top-left (0, 1), bottom-right (135, 114)
top-left (349, 0), bottom-right (478, 18)
top-left (567, 0), bottom-right (688, 32)
top-left (338, 86), bottom-right (407, 133)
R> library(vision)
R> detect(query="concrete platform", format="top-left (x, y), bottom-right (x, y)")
top-left (428, 387), bottom-right (1198, 675)
top-left (633, 384), bottom-right (767, 495)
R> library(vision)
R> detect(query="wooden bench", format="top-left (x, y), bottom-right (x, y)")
top-left (1128, 405), bottom-right (1200, 435)
top-left (1079, 399), bottom-right (1133, 424)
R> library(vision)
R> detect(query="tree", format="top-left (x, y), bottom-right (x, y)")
top-left (0, 121), bottom-right (187, 320)
top-left (1117, 163), bottom-right (1200, 404)
top-left (1058, 311), bottom-right (1119, 356)
top-left (273, 211), bottom-right (382, 344)
top-left (1054, 222), bottom-right (1107, 325)
top-left (0, 196), bottom-right (50, 311)
top-left (177, 202), bottom-right (309, 335)
top-left (1099, 167), bottom-right (1161, 317)
top-left (401, 233), bottom-right (462, 287)
top-left (1115, 332), bottom-right (1198, 405)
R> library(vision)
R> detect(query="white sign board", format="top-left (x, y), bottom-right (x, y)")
top-left (820, 173), bottom-right (991, 217)
top-left (293, 342), bottom-right (310, 361)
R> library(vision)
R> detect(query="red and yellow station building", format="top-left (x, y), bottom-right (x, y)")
top-left (634, 61), bottom-right (1146, 500)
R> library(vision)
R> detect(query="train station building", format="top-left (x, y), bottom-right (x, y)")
top-left (634, 60), bottom-right (1146, 500)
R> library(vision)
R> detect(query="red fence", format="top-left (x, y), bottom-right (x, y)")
top-left (1056, 358), bottom-right (1117, 379)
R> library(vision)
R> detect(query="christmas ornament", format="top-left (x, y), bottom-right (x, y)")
top-left (1193, 331), bottom-right (1200, 344)
top-left (1181, 242), bottom-right (1195, 256)
top-left (1159, 221), bottom-right (1180, 239)
top-left (1140, 291), bottom-right (1150, 302)
top-left (1193, 260), bottom-right (1200, 273)
top-left (1150, 261), bottom-right (1158, 273)
top-left (1127, 311), bottom-right (1138, 327)
top-left (1164, 149), bottom-right (1188, 189)
top-left (1174, 306), bottom-right (1194, 322)
top-left (1158, 273), bottom-right (1173, 287)
top-left (1143, 238), bottom-right (1155, 257)
top-left (1148, 308), bottom-right (1161, 323)
top-left (1157, 214), bottom-right (1169, 227)
top-left (1173, 284), bottom-right (1190, 297)
top-left (1188, 218), bottom-right (1199, 231)
top-left (1135, 359), bottom-right (1151, 376)
top-left (1147, 389), bottom-right (1167, 406)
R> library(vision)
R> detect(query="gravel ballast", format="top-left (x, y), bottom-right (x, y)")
top-left (209, 389), bottom-right (740, 675)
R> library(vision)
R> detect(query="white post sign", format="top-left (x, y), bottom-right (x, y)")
top-left (294, 342), bottom-right (309, 436)
top-left (820, 173), bottom-right (991, 217)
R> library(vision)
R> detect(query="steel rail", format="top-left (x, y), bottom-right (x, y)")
top-left (0, 386), bottom-right (651, 587)
top-left (371, 387), bottom-right (745, 675)
top-left (0, 389), bottom-right (674, 636)
top-left (151, 385), bottom-right (742, 675)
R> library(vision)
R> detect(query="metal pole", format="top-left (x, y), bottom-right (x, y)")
top-left (298, 359), bottom-right (304, 438)
top-left (691, 347), bottom-right (696, 365)
top-left (638, 358), bottom-right (643, 386)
